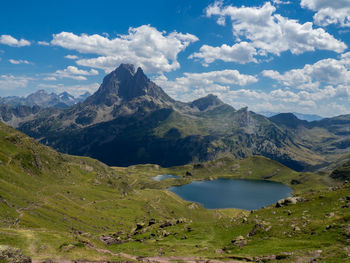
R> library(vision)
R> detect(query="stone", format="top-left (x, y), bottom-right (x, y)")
top-left (185, 171), bottom-right (193, 176)
top-left (160, 221), bottom-right (172, 228)
top-left (0, 245), bottom-right (31, 263)
top-left (231, 236), bottom-right (246, 247)
top-left (100, 235), bottom-right (119, 245)
top-left (148, 218), bottom-right (156, 226)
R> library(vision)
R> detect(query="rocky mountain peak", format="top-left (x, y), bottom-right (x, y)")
top-left (85, 64), bottom-right (173, 106)
top-left (190, 94), bottom-right (224, 111)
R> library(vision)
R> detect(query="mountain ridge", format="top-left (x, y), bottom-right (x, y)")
top-left (4, 64), bottom-right (350, 172)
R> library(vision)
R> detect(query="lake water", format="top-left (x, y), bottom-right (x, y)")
top-left (168, 178), bottom-right (292, 210)
top-left (152, 174), bottom-right (179, 181)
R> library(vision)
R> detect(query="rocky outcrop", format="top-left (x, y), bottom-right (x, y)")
top-left (0, 245), bottom-right (31, 263)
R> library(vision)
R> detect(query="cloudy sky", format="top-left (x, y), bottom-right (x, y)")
top-left (1, 0), bottom-right (350, 117)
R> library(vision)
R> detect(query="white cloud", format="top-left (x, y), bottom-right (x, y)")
top-left (65, 54), bottom-right (78, 59)
top-left (153, 69), bottom-right (257, 101)
top-left (50, 66), bottom-right (99, 81)
top-left (51, 25), bottom-right (198, 74)
top-left (206, 2), bottom-right (346, 56)
top-left (0, 75), bottom-right (30, 90)
top-left (189, 42), bottom-right (258, 65)
top-left (8, 59), bottom-right (30, 65)
top-left (272, 0), bottom-right (291, 5)
top-left (262, 52), bottom-right (350, 88)
top-left (37, 41), bottom-right (50, 46)
top-left (0, 35), bottom-right (30, 47)
top-left (301, 0), bottom-right (350, 27)
top-left (38, 82), bottom-right (99, 97)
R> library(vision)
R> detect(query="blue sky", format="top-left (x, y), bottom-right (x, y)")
top-left (0, 0), bottom-right (350, 117)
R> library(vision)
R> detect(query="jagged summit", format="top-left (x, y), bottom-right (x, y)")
top-left (190, 94), bottom-right (225, 111)
top-left (85, 64), bottom-right (173, 106)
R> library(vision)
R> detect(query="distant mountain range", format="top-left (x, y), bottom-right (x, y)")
top-left (0, 89), bottom-right (90, 109)
top-left (2, 64), bottom-right (350, 172)
top-left (259, 111), bottom-right (323, 122)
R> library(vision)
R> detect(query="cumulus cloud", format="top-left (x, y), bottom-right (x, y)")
top-left (8, 59), bottom-right (31, 65)
top-left (51, 25), bottom-right (198, 74)
top-left (50, 66), bottom-right (99, 80)
top-left (189, 42), bottom-right (258, 65)
top-left (205, 1), bottom-right (346, 57)
top-left (0, 75), bottom-right (31, 90)
top-left (301, 0), bottom-right (350, 27)
top-left (38, 82), bottom-right (100, 97)
top-left (153, 69), bottom-right (257, 100)
top-left (37, 41), bottom-right (50, 46)
top-left (262, 52), bottom-right (350, 88)
top-left (0, 35), bottom-right (30, 47)
top-left (65, 54), bottom-right (78, 59)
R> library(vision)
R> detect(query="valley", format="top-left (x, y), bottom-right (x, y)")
top-left (0, 121), bottom-right (349, 262)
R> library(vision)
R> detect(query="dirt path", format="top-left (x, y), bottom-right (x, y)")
top-left (82, 240), bottom-right (246, 263)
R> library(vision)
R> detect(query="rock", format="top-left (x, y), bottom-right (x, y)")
top-left (276, 197), bottom-right (304, 207)
top-left (100, 235), bottom-right (119, 245)
top-left (293, 226), bottom-right (301, 232)
top-left (136, 222), bottom-right (145, 230)
top-left (248, 223), bottom-right (270, 237)
top-left (341, 203), bottom-right (350, 208)
top-left (326, 212), bottom-right (335, 218)
top-left (0, 245), bottom-right (31, 263)
top-left (291, 179), bottom-right (301, 185)
top-left (242, 217), bottom-right (248, 223)
top-left (215, 249), bottom-right (224, 254)
top-left (160, 221), bottom-right (172, 228)
top-left (148, 218), bottom-right (156, 226)
top-left (231, 236), bottom-right (246, 247)
top-left (162, 230), bottom-right (170, 237)
top-left (185, 171), bottom-right (193, 176)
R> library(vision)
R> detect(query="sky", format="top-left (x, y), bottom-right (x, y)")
top-left (0, 0), bottom-right (350, 117)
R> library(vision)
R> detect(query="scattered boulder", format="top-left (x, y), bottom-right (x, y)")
top-left (100, 235), bottom-right (119, 245)
top-left (231, 236), bottom-right (246, 247)
top-left (136, 222), bottom-right (145, 230)
top-left (215, 249), bottom-right (224, 254)
top-left (290, 179), bottom-right (301, 185)
top-left (160, 221), bottom-right (172, 228)
top-left (276, 197), bottom-right (304, 207)
top-left (0, 245), bottom-right (31, 263)
top-left (248, 222), bottom-right (271, 237)
top-left (148, 218), bottom-right (156, 226)
top-left (185, 171), bottom-right (193, 176)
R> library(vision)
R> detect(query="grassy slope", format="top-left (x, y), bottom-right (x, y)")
top-left (0, 122), bottom-right (349, 262)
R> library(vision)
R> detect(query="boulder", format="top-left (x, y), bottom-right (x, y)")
top-left (231, 236), bottom-right (246, 247)
top-left (100, 235), bottom-right (120, 245)
top-left (0, 245), bottom-right (31, 263)
top-left (148, 218), bottom-right (156, 226)
top-left (276, 197), bottom-right (304, 207)
top-left (160, 221), bottom-right (172, 228)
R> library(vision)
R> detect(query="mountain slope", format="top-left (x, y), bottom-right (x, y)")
top-left (0, 120), bottom-right (348, 262)
top-left (14, 64), bottom-right (330, 171)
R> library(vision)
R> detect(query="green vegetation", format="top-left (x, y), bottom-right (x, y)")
top-left (0, 122), bottom-right (349, 262)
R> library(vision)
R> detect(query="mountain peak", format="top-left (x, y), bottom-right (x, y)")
top-left (116, 63), bottom-right (136, 76)
top-left (85, 64), bottom-right (173, 106)
top-left (190, 94), bottom-right (224, 111)
top-left (269, 113), bottom-right (308, 129)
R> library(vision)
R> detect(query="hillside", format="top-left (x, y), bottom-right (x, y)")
top-left (0, 121), bottom-right (349, 262)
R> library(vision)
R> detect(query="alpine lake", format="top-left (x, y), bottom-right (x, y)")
top-left (153, 176), bottom-right (292, 210)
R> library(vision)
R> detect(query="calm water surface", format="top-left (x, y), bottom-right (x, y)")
top-left (168, 178), bottom-right (292, 210)
top-left (152, 174), bottom-right (179, 181)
